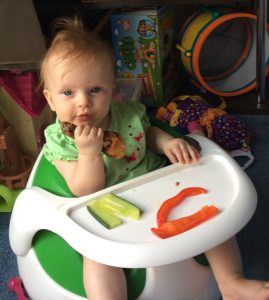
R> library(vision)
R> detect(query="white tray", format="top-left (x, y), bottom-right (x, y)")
top-left (10, 135), bottom-right (257, 268)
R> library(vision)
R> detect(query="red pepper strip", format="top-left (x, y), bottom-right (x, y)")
top-left (152, 205), bottom-right (220, 239)
top-left (157, 187), bottom-right (208, 227)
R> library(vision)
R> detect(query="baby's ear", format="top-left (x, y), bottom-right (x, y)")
top-left (43, 89), bottom-right (55, 111)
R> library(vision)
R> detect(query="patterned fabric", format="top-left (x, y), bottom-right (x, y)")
top-left (156, 95), bottom-right (251, 152)
top-left (211, 115), bottom-right (251, 151)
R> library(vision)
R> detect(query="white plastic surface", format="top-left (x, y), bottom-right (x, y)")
top-left (9, 135), bottom-right (257, 269)
top-left (17, 251), bottom-right (220, 300)
top-left (17, 250), bottom-right (86, 300)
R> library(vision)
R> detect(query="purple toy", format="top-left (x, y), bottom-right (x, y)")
top-left (156, 95), bottom-right (254, 169)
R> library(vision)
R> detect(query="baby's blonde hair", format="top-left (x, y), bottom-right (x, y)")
top-left (40, 16), bottom-right (115, 89)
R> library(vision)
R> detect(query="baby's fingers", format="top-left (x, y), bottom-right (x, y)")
top-left (167, 143), bottom-right (200, 164)
top-left (186, 144), bottom-right (200, 162)
top-left (74, 125), bottom-right (92, 138)
top-left (178, 145), bottom-right (193, 164)
top-left (166, 150), bottom-right (184, 164)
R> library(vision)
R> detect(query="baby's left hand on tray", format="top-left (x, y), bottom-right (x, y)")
top-left (163, 138), bottom-right (200, 164)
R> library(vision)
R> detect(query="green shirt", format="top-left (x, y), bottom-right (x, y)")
top-left (43, 102), bottom-right (167, 187)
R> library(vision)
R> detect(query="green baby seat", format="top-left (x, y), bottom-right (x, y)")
top-left (29, 120), bottom-right (205, 299)
top-left (11, 120), bottom-right (246, 300)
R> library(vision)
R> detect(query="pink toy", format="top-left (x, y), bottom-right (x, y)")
top-left (0, 71), bottom-right (46, 117)
top-left (8, 277), bottom-right (29, 300)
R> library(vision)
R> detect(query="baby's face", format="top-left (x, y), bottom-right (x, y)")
top-left (43, 54), bottom-right (115, 129)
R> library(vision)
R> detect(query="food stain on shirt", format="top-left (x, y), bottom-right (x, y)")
top-left (124, 152), bottom-right (137, 162)
top-left (133, 132), bottom-right (144, 142)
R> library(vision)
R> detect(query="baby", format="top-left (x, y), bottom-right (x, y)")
top-left (40, 16), bottom-right (269, 300)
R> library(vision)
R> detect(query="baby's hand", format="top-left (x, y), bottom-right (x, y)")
top-left (163, 138), bottom-right (200, 164)
top-left (74, 125), bottom-right (104, 157)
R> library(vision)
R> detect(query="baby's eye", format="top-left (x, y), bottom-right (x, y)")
top-left (63, 90), bottom-right (72, 96)
top-left (90, 87), bottom-right (102, 94)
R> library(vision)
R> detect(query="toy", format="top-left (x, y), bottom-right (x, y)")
top-left (0, 71), bottom-right (54, 158)
top-left (0, 112), bottom-right (34, 191)
top-left (110, 6), bottom-right (178, 106)
top-left (156, 95), bottom-right (254, 169)
top-left (176, 6), bottom-right (269, 96)
top-left (112, 78), bottom-right (142, 103)
top-left (0, 184), bottom-right (22, 212)
top-left (8, 277), bottom-right (28, 300)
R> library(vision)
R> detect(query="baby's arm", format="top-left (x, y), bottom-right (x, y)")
top-left (146, 125), bottom-right (200, 164)
top-left (53, 125), bottom-right (105, 196)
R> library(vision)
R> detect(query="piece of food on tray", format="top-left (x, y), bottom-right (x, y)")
top-left (87, 193), bottom-right (141, 229)
top-left (60, 122), bottom-right (125, 159)
top-left (151, 205), bottom-right (220, 238)
top-left (157, 187), bottom-right (208, 227)
top-left (87, 199), bottom-right (122, 229)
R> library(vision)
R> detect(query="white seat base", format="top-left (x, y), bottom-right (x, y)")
top-left (18, 248), bottom-right (220, 300)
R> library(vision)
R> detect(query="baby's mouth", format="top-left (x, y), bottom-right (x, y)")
top-left (76, 114), bottom-right (90, 123)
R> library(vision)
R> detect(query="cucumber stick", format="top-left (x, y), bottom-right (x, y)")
top-left (101, 193), bottom-right (141, 220)
top-left (87, 193), bottom-right (141, 229)
top-left (87, 199), bottom-right (122, 229)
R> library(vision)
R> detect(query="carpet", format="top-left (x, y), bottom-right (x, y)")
top-left (0, 212), bottom-right (18, 300)
top-left (0, 113), bottom-right (269, 300)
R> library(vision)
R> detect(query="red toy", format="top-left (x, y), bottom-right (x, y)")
top-left (8, 277), bottom-right (29, 300)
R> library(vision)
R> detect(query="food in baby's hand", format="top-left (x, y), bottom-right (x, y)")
top-left (60, 122), bottom-right (125, 159)
top-left (61, 122), bottom-right (76, 139)
top-left (87, 193), bottom-right (141, 229)
top-left (102, 131), bottom-right (125, 159)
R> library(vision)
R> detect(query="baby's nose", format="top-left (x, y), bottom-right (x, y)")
top-left (78, 93), bottom-right (91, 107)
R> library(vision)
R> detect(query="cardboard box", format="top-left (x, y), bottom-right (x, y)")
top-left (110, 6), bottom-right (176, 107)
top-left (113, 78), bottom-right (142, 102)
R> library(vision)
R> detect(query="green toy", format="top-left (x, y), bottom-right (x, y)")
top-left (0, 184), bottom-right (22, 212)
